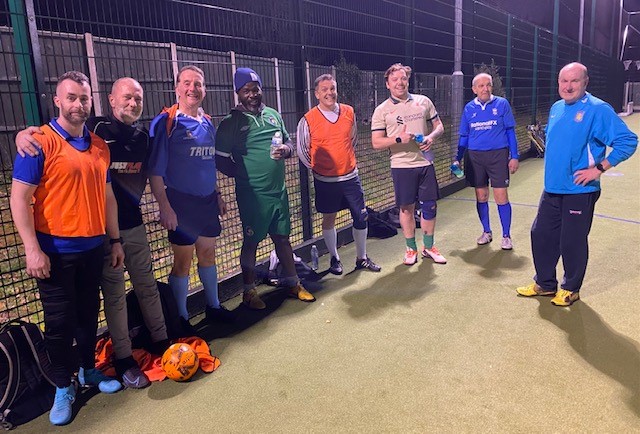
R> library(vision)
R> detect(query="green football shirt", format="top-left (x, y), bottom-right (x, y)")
top-left (216, 106), bottom-right (289, 196)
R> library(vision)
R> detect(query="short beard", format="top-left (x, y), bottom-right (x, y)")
top-left (62, 110), bottom-right (88, 126)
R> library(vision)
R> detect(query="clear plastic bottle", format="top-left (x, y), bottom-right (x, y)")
top-left (270, 131), bottom-right (282, 160)
top-left (310, 245), bottom-right (319, 270)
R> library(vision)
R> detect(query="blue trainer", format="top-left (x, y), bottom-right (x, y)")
top-left (78, 367), bottom-right (122, 394)
top-left (49, 385), bottom-right (75, 426)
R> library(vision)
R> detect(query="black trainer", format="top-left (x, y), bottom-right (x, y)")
top-left (179, 317), bottom-right (198, 337)
top-left (148, 338), bottom-right (171, 356)
top-left (122, 366), bottom-right (150, 389)
top-left (115, 356), bottom-right (150, 389)
top-left (355, 256), bottom-right (381, 272)
top-left (329, 256), bottom-right (344, 275)
top-left (205, 305), bottom-right (236, 324)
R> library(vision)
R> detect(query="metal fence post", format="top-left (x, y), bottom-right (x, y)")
top-left (9, 0), bottom-right (47, 124)
top-left (274, 57), bottom-right (282, 113)
top-left (170, 42), bottom-right (179, 104)
top-left (506, 15), bottom-right (512, 100)
top-left (531, 27), bottom-right (539, 124)
top-left (305, 61), bottom-right (312, 110)
top-left (550, 0), bottom-right (559, 104)
top-left (230, 50), bottom-right (238, 106)
top-left (451, 0), bottom-right (464, 154)
top-left (294, 0), bottom-right (312, 241)
top-left (84, 32), bottom-right (103, 116)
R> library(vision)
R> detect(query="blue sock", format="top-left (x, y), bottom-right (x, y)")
top-left (198, 265), bottom-right (220, 309)
top-left (497, 203), bottom-right (512, 237)
top-left (476, 201), bottom-right (491, 233)
top-left (168, 274), bottom-right (189, 320)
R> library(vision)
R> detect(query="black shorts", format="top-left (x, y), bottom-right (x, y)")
top-left (166, 188), bottom-right (222, 246)
top-left (391, 165), bottom-right (440, 207)
top-left (314, 177), bottom-right (368, 229)
top-left (465, 148), bottom-right (510, 188)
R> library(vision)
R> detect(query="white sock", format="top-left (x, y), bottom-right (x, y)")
top-left (353, 227), bottom-right (367, 259)
top-left (323, 228), bottom-right (339, 260)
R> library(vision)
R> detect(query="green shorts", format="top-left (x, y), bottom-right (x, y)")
top-left (237, 188), bottom-right (291, 244)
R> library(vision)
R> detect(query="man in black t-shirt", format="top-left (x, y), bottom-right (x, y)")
top-left (15, 78), bottom-right (169, 389)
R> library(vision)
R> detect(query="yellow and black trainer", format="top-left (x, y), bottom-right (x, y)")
top-left (288, 283), bottom-right (315, 302)
top-left (516, 283), bottom-right (555, 297)
top-left (550, 289), bottom-right (580, 306)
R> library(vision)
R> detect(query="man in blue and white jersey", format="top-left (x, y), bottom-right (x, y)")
top-left (456, 73), bottom-right (519, 250)
top-left (149, 65), bottom-right (233, 328)
top-left (516, 62), bottom-right (637, 306)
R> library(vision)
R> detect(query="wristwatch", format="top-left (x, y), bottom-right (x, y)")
top-left (395, 137), bottom-right (402, 143)
top-left (109, 237), bottom-right (123, 245)
top-left (595, 163), bottom-right (606, 172)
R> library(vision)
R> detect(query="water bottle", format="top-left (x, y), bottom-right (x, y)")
top-left (414, 133), bottom-right (434, 162)
top-left (310, 245), bottom-right (319, 270)
top-left (270, 131), bottom-right (282, 160)
top-left (450, 162), bottom-right (464, 178)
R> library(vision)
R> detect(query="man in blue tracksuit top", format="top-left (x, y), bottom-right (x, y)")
top-left (456, 73), bottom-right (519, 250)
top-left (516, 62), bottom-right (637, 306)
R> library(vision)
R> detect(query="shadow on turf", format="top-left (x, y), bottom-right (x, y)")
top-left (342, 260), bottom-right (437, 319)
top-left (448, 245), bottom-right (528, 278)
top-left (192, 273), bottom-right (328, 343)
top-left (536, 299), bottom-right (640, 417)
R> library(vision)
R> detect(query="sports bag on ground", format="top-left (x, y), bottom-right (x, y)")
top-left (0, 320), bottom-right (55, 430)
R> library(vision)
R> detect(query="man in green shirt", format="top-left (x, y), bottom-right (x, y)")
top-left (216, 67), bottom-right (315, 309)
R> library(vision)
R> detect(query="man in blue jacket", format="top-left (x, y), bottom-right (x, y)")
top-left (516, 62), bottom-right (637, 306)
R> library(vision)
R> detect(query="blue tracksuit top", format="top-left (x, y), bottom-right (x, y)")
top-left (544, 92), bottom-right (637, 194)
top-left (459, 96), bottom-right (518, 157)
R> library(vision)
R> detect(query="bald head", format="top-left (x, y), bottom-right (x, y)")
top-left (109, 77), bottom-right (143, 125)
top-left (558, 62), bottom-right (589, 104)
top-left (559, 62), bottom-right (588, 80)
top-left (111, 77), bottom-right (142, 95)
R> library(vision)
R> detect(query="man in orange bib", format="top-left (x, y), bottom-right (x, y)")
top-left (297, 74), bottom-right (381, 274)
top-left (10, 71), bottom-right (125, 426)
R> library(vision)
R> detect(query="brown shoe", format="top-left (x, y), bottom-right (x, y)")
top-left (243, 288), bottom-right (266, 310)
top-left (288, 283), bottom-right (316, 302)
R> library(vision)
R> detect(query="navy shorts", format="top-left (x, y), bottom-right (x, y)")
top-left (314, 177), bottom-right (368, 229)
top-left (391, 165), bottom-right (440, 207)
top-left (166, 188), bottom-right (222, 246)
top-left (465, 148), bottom-right (510, 188)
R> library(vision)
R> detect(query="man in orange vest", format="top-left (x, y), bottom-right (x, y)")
top-left (10, 71), bottom-right (124, 425)
top-left (296, 74), bottom-right (381, 274)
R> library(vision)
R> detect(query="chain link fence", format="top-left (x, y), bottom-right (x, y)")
top-left (0, 0), bottom-right (623, 326)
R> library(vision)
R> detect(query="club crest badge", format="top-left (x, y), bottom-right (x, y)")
top-left (574, 111), bottom-right (584, 122)
top-left (265, 115), bottom-right (279, 127)
top-left (492, 108), bottom-right (498, 115)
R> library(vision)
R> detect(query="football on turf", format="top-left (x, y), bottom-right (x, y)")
top-left (161, 343), bottom-right (199, 381)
